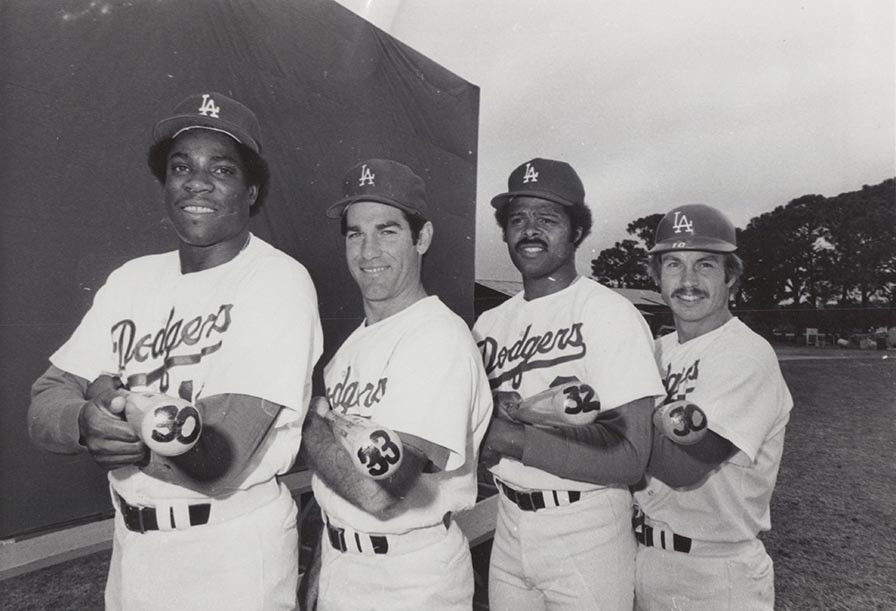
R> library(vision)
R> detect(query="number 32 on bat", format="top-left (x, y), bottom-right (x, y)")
top-left (358, 430), bottom-right (402, 477)
top-left (562, 384), bottom-right (601, 415)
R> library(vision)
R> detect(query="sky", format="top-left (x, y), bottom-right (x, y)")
top-left (335, 0), bottom-right (895, 282)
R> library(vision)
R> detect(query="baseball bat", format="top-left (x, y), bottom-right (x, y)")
top-left (124, 391), bottom-right (202, 457)
top-left (323, 410), bottom-right (403, 480)
top-left (653, 400), bottom-right (708, 445)
top-left (511, 378), bottom-right (601, 426)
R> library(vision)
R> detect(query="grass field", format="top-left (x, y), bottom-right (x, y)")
top-left (3, 348), bottom-right (894, 610)
top-left (761, 351), bottom-right (896, 609)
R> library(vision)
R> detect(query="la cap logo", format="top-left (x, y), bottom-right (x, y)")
top-left (197, 94), bottom-right (220, 118)
top-left (672, 211), bottom-right (695, 234)
top-left (522, 162), bottom-right (539, 183)
top-left (358, 163), bottom-right (376, 187)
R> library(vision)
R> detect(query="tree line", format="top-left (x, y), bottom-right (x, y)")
top-left (591, 177), bottom-right (896, 309)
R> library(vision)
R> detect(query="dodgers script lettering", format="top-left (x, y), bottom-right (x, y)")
top-left (328, 366), bottom-right (388, 413)
top-left (112, 304), bottom-right (234, 372)
top-left (662, 359), bottom-right (700, 403)
top-left (478, 322), bottom-right (587, 389)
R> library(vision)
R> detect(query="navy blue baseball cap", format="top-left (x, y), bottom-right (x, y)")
top-left (153, 92), bottom-right (262, 153)
top-left (326, 159), bottom-right (428, 220)
top-left (491, 158), bottom-right (585, 209)
top-left (649, 204), bottom-right (738, 254)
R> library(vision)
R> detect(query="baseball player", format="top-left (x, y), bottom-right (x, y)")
top-left (27, 92), bottom-right (323, 610)
top-left (472, 158), bottom-right (666, 610)
top-left (632, 204), bottom-right (792, 610)
top-left (300, 159), bottom-right (493, 610)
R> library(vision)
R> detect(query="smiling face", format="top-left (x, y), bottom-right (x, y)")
top-left (344, 201), bottom-right (432, 323)
top-left (163, 129), bottom-right (257, 271)
top-left (659, 250), bottom-right (735, 341)
top-left (503, 196), bottom-right (580, 297)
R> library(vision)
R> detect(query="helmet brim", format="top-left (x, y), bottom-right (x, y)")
top-left (649, 237), bottom-right (737, 254)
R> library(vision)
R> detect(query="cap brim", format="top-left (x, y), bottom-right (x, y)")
top-left (491, 190), bottom-right (578, 209)
top-left (649, 237), bottom-right (737, 254)
top-left (153, 116), bottom-right (260, 153)
top-left (325, 195), bottom-right (427, 220)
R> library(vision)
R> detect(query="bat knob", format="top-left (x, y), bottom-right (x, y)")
top-left (653, 400), bottom-right (707, 445)
top-left (126, 392), bottom-right (202, 456)
top-left (354, 427), bottom-right (403, 480)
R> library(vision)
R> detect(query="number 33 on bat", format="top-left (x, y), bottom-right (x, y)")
top-left (356, 429), bottom-right (402, 478)
top-left (322, 409), bottom-right (404, 480)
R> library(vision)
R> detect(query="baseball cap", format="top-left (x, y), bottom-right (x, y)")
top-left (152, 92), bottom-right (262, 153)
top-left (326, 159), bottom-right (428, 219)
top-left (649, 204), bottom-right (738, 254)
top-left (491, 158), bottom-right (585, 209)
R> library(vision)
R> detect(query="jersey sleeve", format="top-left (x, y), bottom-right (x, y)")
top-left (201, 262), bottom-right (323, 421)
top-left (695, 350), bottom-right (788, 463)
top-left (372, 321), bottom-right (477, 472)
top-left (50, 266), bottom-right (129, 381)
top-left (582, 297), bottom-right (665, 411)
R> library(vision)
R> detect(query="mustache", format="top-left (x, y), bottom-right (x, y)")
top-left (515, 238), bottom-right (548, 249)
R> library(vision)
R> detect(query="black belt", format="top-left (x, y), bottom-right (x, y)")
top-left (632, 509), bottom-right (692, 553)
top-left (326, 521), bottom-right (389, 555)
top-left (116, 493), bottom-right (211, 534)
top-left (496, 479), bottom-right (581, 512)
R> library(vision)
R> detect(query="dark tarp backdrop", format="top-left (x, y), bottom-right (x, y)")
top-left (0, 0), bottom-right (479, 539)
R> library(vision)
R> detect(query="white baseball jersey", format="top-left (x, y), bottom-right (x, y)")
top-left (473, 276), bottom-right (665, 491)
top-left (51, 235), bottom-right (323, 502)
top-left (635, 317), bottom-right (792, 542)
top-left (311, 295), bottom-right (493, 534)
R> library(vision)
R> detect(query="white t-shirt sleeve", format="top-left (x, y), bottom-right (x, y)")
top-left (583, 297), bottom-right (665, 410)
top-left (201, 262), bottom-right (322, 421)
top-left (51, 266), bottom-right (128, 381)
top-left (373, 323), bottom-right (474, 472)
top-left (696, 351), bottom-right (783, 463)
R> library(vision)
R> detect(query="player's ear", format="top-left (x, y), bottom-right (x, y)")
top-left (416, 221), bottom-right (433, 255)
top-left (247, 185), bottom-right (259, 208)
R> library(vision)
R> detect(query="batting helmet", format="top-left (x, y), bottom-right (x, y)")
top-left (648, 204), bottom-right (737, 254)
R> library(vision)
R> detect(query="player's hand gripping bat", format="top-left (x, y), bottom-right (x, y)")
top-left (503, 378), bottom-right (601, 427)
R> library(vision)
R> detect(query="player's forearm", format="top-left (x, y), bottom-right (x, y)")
top-left (521, 397), bottom-right (654, 486)
top-left (141, 394), bottom-right (277, 495)
top-left (28, 365), bottom-right (90, 454)
top-left (301, 412), bottom-right (397, 516)
top-left (646, 428), bottom-right (736, 488)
